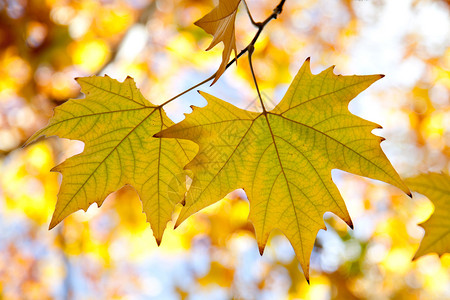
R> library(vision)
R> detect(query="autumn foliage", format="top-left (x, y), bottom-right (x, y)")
top-left (1, 0), bottom-right (450, 298)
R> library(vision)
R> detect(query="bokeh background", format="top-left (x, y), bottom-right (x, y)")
top-left (1, 0), bottom-right (450, 298)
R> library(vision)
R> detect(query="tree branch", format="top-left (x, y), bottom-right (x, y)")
top-left (14, 0), bottom-right (287, 158)
top-left (243, 0), bottom-right (259, 27)
top-left (159, 0), bottom-right (287, 108)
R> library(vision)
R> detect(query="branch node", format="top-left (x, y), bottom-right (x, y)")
top-left (160, 0), bottom-right (287, 108)
top-left (248, 44), bottom-right (255, 55)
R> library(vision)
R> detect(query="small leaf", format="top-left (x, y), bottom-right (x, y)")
top-left (195, 0), bottom-right (241, 84)
top-left (406, 172), bottom-right (450, 259)
top-left (156, 58), bottom-right (410, 281)
top-left (26, 76), bottom-right (197, 244)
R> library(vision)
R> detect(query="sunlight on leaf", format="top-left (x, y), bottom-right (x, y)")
top-left (406, 172), bottom-right (450, 259)
top-left (156, 58), bottom-right (410, 281)
top-left (26, 76), bottom-right (197, 244)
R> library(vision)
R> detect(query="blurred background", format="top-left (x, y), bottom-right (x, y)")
top-left (1, 0), bottom-right (450, 298)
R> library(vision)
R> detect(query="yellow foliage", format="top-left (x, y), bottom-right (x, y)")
top-left (27, 76), bottom-right (197, 244)
top-left (70, 39), bottom-right (110, 72)
top-left (1, 143), bottom-right (57, 224)
top-left (95, 9), bottom-right (134, 37)
top-left (197, 261), bottom-right (234, 287)
top-left (406, 173), bottom-right (450, 259)
top-left (157, 59), bottom-right (409, 280)
top-left (194, 0), bottom-right (241, 84)
top-left (1, 0), bottom-right (449, 297)
top-left (0, 48), bottom-right (31, 96)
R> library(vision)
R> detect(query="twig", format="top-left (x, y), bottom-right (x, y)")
top-left (10, 0), bottom-right (287, 158)
top-left (159, 74), bottom-right (215, 107)
top-left (243, 0), bottom-right (259, 27)
top-left (159, 0), bottom-right (287, 108)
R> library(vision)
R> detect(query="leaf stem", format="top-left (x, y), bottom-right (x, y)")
top-left (159, 0), bottom-right (287, 108)
top-left (247, 44), bottom-right (266, 113)
top-left (159, 74), bottom-right (215, 107)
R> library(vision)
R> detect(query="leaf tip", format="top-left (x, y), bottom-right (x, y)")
top-left (306, 278), bottom-right (310, 285)
top-left (407, 191), bottom-right (413, 198)
top-left (379, 74), bottom-right (385, 78)
top-left (174, 219), bottom-right (182, 229)
top-left (412, 251), bottom-right (421, 261)
top-left (342, 215), bottom-right (353, 230)
top-left (258, 245), bottom-right (265, 256)
top-left (189, 104), bottom-right (200, 112)
top-left (302, 57), bottom-right (312, 73)
top-left (48, 218), bottom-right (59, 230)
top-left (155, 238), bottom-right (162, 246)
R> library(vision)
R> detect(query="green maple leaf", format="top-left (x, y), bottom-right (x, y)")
top-left (156, 59), bottom-right (410, 280)
top-left (406, 172), bottom-right (450, 259)
top-left (26, 76), bottom-right (197, 244)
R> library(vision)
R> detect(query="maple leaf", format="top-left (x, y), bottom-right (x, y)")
top-left (156, 58), bottom-right (410, 280)
top-left (26, 76), bottom-right (197, 244)
top-left (195, 0), bottom-right (241, 85)
top-left (405, 172), bottom-right (450, 259)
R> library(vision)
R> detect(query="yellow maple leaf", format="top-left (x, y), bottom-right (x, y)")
top-left (156, 58), bottom-right (410, 281)
top-left (195, 0), bottom-right (241, 85)
top-left (406, 172), bottom-right (450, 259)
top-left (26, 76), bottom-right (197, 244)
